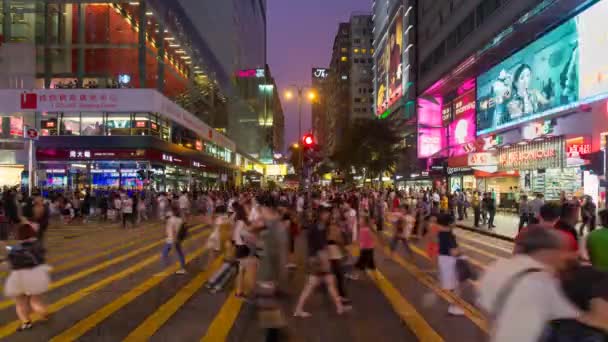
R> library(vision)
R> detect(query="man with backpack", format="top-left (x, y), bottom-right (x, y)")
top-left (479, 227), bottom-right (580, 342)
top-left (161, 210), bottom-right (187, 274)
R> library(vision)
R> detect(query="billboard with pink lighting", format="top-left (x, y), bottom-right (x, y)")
top-left (417, 95), bottom-right (446, 158)
top-left (448, 90), bottom-right (477, 156)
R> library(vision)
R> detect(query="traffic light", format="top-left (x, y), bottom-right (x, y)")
top-left (302, 133), bottom-right (315, 149)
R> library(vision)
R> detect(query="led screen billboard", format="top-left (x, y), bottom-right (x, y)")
top-left (375, 42), bottom-right (389, 115)
top-left (417, 95), bottom-right (445, 158)
top-left (476, 1), bottom-right (608, 134)
top-left (387, 8), bottom-right (403, 108)
top-left (449, 90), bottom-right (476, 156)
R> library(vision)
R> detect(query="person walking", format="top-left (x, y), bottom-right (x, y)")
top-left (436, 213), bottom-right (465, 315)
top-left (5, 222), bottom-right (50, 331)
top-left (484, 192), bottom-right (497, 229)
top-left (529, 193), bottom-right (545, 225)
top-left (472, 191), bottom-right (481, 228)
top-left (121, 194), bottom-right (134, 229)
top-left (293, 204), bottom-right (344, 318)
top-left (579, 195), bottom-right (597, 236)
top-left (479, 227), bottom-right (580, 342)
top-left (161, 210), bottom-right (187, 274)
top-left (585, 209), bottom-right (608, 272)
top-left (354, 215), bottom-right (375, 274)
top-left (540, 266), bottom-right (608, 341)
top-left (518, 195), bottom-right (531, 231)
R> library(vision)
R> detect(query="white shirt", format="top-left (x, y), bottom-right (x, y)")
top-left (432, 193), bottom-right (440, 202)
top-left (165, 216), bottom-right (183, 243)
top-left (296, 197), bottom-right (304, 213)
top-left (122, 198), bottom-right (133, 213)
top-left (233, 220), bottom-right (247, 245)
top-left (478, 255), bottom-right (579, 342)
top-left (178, 195), bottom-right (189, 209)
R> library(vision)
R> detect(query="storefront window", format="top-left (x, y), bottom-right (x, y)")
top-left (39, 113), bottom-right (58, 136)
top-left (81, 113), bottom-right (104, 136)
top-left (106, 113), bottom-right (131, 136)
top-left (132, 113), bottom-right (150, 136)
top-left (59, 112), bottom-right (80, 135)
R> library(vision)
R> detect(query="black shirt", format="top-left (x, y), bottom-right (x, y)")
top-left (438, 230), bottom-right (458, 256)
top-left (541, 319), bottom-right (608, 342)
top-left (307, 223), bottom-right (327, 257)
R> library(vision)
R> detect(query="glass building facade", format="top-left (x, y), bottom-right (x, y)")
top-left (0, 1), bottom-right (265, 191)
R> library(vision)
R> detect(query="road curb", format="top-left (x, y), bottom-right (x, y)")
top-left (456, 224), bottom-right (515, 242)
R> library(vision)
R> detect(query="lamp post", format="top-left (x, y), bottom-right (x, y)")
top-left (284, 85), bottom-right (316, 142)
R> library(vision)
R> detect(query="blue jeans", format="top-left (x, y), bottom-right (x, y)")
top-left (161, 242), bottom-right (186, 269)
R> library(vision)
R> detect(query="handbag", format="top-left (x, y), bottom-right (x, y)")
top-left (455, 257), bottom-right (477, 282)
top-left (7, 240), bottom-right (46, 270)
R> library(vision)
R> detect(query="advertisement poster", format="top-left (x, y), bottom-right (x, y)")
top-left (477, 17), bottom-right (579, 134)
top-left (376, 42), bottom-right (389, 115)
top-left (387, 8), bottom-right (403, 107)
top-left (477, 0), bottom-right (608, 134)
top-left (441, 101), bottom-right (452, 126)
top-left (418, 95), bottom-right (445, 158)
top-left (449, 90), bottom-right (476, 156)
top-left (9, 116), bottom-right (22, 136)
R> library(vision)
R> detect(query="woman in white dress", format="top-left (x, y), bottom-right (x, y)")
top-left (5, 222), bottom-right (51, 331)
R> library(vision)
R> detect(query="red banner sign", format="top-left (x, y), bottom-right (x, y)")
top-left (566, 136), bottom-right (591, 158)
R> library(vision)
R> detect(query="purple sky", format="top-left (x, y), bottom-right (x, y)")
top-left (267, 0), bottom-right (372, 151)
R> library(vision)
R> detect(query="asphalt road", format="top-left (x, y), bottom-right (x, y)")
top-left (0, 217), bottom-right (513, 341)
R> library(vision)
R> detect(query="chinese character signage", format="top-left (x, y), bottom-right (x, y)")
top-left (468, 152), bottom-right (498, 166)
top-left (566, 136), bottom-right (591, 166)
top-left (441, 102), bottom-right (452, 126)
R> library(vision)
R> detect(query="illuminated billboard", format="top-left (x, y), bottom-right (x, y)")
top-left (476, 1), bottom-right (608, 134)
top-left (376, 41), bottom-right (389, 115)
top-left (448, 90), bottom-right (476, 156)
top-left (417, 95), bottom-right (445, 158)
top-left (387, 8), bottom-right (403, 108)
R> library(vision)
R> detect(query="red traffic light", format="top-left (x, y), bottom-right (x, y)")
top-left (302, 133), bottom-right (315, 147)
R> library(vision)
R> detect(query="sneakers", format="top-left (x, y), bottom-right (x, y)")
top-left (16, 321), bottom-right (32, 332)
top-left (448, 305), bottom-right (465, 316)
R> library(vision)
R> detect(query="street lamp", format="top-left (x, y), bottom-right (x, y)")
top-left (283, 85), bottom-right (317, 141)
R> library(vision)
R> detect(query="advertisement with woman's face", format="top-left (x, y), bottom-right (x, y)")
top-left (476, 16), bottom-right (579, 134)
top-left (477, 0), bottom-right (608, 135)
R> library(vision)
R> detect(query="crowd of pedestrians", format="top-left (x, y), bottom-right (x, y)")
top-left (0, 184), bottom-right (606, 340)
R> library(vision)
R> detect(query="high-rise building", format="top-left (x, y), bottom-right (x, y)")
top-left (0, 1), bottom-right (267, 190)
top-left (311, 67), bottom-right (330, 149)
top-left (413, 0), bottom-right (607, 201)
top-left (324, 14), bottom-right (373, 155)
top-left (176, 0), bottom-right (278, 160)
top-left (349, 14), bottom-right (374, 121)
top-left (326, 23), bottom-right (351, 155)
top-left (372, 1), bottom-right (418, 181)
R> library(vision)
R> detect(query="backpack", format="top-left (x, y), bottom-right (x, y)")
top-left (176, 222), bottom-right (189, 242)
top-left (7, 241), bottom-right (46, 270)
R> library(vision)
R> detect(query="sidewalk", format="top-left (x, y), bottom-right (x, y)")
top-left (455, 211), bottom-right (520, 240)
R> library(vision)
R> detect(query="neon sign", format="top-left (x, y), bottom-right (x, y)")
top-left (312, 68), bottom-right (329, 79)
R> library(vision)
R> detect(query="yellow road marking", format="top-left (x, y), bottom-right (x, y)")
top-left (0, 224), bottom-right (205, 311)
top-left (0, 224), bottom-right (163, 279)
top-left (367, 269), bottom-right (444, 342)
top-left (375, 233), bottom-right (489, 333)
top-left (0, 229), bottom-right (211, 340)
top-left (455, 230), bottom-right (514, 253)
top-left (0, 228), bottom-right (165, 292)
top-left (123, 257), bottom-right (225, 341)
top-left (381, 230), bottom-right (487, 270)
top-left (49, 241), bottom-right (212, 341)
top-left (200, 289), bottom-right (246, 342)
